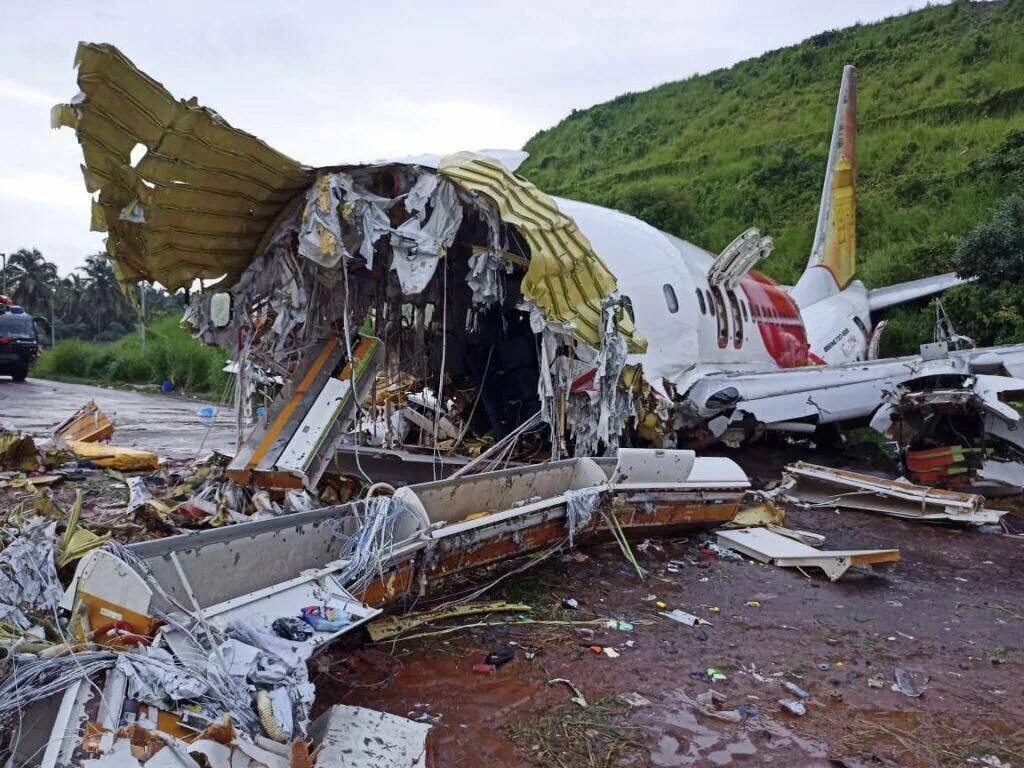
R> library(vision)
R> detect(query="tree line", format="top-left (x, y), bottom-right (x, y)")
top-left (0, 248), bottom-right (184, 343)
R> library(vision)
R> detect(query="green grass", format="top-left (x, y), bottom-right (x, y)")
top-left (520, 0), bottom-right (1024, 353)
top-left (33, 315), bottom-right (231, 398)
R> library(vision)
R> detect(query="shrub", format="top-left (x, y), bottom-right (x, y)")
top-left (34, 314), bottom-right (230, 397)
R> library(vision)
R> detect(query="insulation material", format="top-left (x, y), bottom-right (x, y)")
top-left (52, 43), bottom-right (314, 290)
top-left (563, 487), bottom-right (601, 547)
top-left (439, 152), bottom-right (642, 352)
top-left (114, 646), bottom-right (210, 705)
top-left (0, 428), bottom-right (43, 472)
top-left (562, 299), bottom-right (635, 457)
top-left (64, 440), bottom-right (159, 472)
top-left (0, 519), bottom-right (64, 629)
top-left (390, 175), bottom-right (463, 294)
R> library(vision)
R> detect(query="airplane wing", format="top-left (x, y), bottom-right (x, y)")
top-left (685, 344), bottom-right (1024, 437)
top-left (866, 272), bottom-right (968, 312)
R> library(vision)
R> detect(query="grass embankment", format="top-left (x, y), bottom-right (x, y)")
top-left (521, 0), bottom-right (1024, 353)
top-left (33, 315), bottom-right (231, 398)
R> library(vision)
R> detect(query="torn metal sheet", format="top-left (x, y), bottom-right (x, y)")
top-left (978, 459), bottom-right (1024, 490)
top-left (439, 152), bottom-right (642, 351)
top-left (86, 450), bottom-right (743, 629)
top-left (55, 44), bottom-right (640, 356)
top-left (716, 527), bottom-right (899, 581)
top-left (390, 175), bottom-right (463, 294)
top-left (782, 461), bottom-right (1008, 525)
top-left (52, 43), bottom-right (314, 289)
top-left (310, 704), bottom-right (431, 768)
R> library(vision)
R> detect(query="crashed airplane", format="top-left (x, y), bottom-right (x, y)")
top-left (51, 45), bottom-right (1024, 493)
top-left (3, 42), bottom-right (1017, 767)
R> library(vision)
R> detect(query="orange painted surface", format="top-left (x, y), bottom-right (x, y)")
top-left (228, 337), bottom-right (340, 485)
top-left (356, 496), bottom-right (741, 607)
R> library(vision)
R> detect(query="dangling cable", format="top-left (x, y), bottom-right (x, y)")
top-left (432, 257), bottom-right (449, 480)
top-left (341, 255), bottom-right (373, 486)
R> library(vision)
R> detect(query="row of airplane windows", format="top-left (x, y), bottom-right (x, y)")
top-left (661, 282), bottom-right (800, 351)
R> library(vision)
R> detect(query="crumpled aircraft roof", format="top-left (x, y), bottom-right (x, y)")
top-left (53, 43), bottom-right (641, 350)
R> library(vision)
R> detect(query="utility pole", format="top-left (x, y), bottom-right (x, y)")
top-left (1, 253), bottom-right (6, 296)
top-left (139, 281), bottom-right (147, 350)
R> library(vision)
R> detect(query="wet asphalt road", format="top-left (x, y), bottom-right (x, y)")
top-left (0, 377), bottom-right (237, 460)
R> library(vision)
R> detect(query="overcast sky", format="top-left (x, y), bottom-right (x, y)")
top-left (0, 0), bottom-right (930, 275)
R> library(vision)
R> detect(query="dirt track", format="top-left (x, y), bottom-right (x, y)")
top-left (0, 378), bottom-right (236, 459)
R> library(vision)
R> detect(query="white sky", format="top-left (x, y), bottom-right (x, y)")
top-left (0, 0), bottom-right (930, 275)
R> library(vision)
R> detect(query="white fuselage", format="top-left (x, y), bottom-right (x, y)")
top-left (556, 198), bottom-right (873, 395)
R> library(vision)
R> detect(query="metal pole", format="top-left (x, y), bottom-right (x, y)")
top-left (139, 282), bottom-right (147, 350)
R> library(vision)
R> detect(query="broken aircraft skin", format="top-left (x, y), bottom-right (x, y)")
top-left (53, 44), bottom-right (1024, 464)
top-left (3, 448), bottom-right (748, 768)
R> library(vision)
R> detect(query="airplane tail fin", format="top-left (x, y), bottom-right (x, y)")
top-left (791, 64), bottom-right (857, 308)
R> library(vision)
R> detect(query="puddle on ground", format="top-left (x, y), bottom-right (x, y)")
top-left (641, 687), bottom-right (831, 767)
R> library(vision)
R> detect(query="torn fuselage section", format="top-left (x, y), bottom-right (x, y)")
top-left (186, 159), bottom-right (643, 496)
top-left (869, 372), bottom-right (1024, 490)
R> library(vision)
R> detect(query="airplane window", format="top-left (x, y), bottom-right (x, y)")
top-left (852, 315), bottom-right (868, 335)
top-left (727, 290), bottom-right (744, 347)
top-left (706, 290), bottom-right (715, 315)
top-left (711, 287), bottom-right (728, 348)
top-left (696, 289), bottom-right (706, 314)
top-left (741, 301), bottom-right (749, 322)
top-left (663, 284), bottom-right (679, 314)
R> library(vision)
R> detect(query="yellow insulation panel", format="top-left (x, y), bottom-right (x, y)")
top-left (439, 152), bottom-right (643, 352)
top-left (54, 42), bottom-right (313, 291)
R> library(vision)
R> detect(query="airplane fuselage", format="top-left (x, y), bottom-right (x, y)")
top-left (556, 197), bottom-right (873, 396)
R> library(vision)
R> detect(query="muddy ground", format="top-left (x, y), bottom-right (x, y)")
top-left (317, 451), bottom-right (1024, 768)
top-left (4, 381), bottom-right (1022, 766)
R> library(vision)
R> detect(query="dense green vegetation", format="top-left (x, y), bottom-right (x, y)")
top-left (2, 249), bottom-right (226, 395)
top-left (2, 248), bottom-right (182, 342)
top-left (521, 0), bottom-right (1024, 353)
top-left (33, 315), bottom-right (231, 398)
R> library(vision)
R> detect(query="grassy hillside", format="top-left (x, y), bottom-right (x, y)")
top-left (521, 0), bottom-right (1024, 351)
top-left (33, 315), bottom-right (231, 398)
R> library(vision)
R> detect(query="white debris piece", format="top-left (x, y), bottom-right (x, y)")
top-left (659, 609), bottom-right (711, 627)
top-left (310, 704), bottom-right (433, 768)
top-left (716, 527), bottom-right (899, 581)
top-left (781, 461), bottom-right (1008, 525)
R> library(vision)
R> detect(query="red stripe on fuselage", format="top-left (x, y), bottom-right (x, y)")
top-left (739, 271), bottom-right (811, 368)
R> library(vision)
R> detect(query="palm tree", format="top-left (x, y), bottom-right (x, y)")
top-left (80, 253), bottom-right (134, 338)
top-left (55, 273), bottom-right (90, 338)
top-left (5, 248), bottom-right (57, 312)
